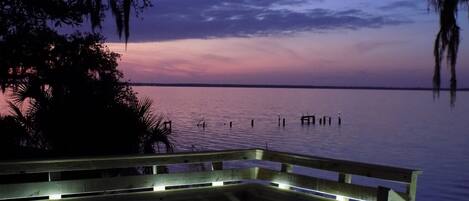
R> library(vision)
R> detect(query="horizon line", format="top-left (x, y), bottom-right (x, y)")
top-left (129, 83), bottom-right (469, 91)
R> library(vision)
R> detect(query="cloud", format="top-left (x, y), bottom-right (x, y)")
top-left (379, 1), bottom-right (419, 10)
top-left (96, 0), bottom-right (411, 42)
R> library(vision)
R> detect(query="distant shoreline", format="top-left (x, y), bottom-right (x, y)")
top-left (130, 83), bottom-right (469, 91)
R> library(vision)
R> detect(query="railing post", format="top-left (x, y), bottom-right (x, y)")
top-left (153, 165), bottom-right (168, 174)
top-left (377, 186), bottom-right (406, 201)
top-left (338, 173), bottom-right (352, 201)
top-left (281, 163), bottom-right (293, 173)
top-left (48, 172), bottom-right (61, 181)
top-left (406, 172), bottom-right (419, 201)
top-left (211, 161), bottom-right (224, 186)
top-left (211, 161), bottom-right (223, 171)
top-left (377, 186), bottom-right (390, 201)
top-left (338, 172), bottom-right (352, 183)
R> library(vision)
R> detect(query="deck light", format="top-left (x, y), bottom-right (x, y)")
top-left (212, 181), bottom-right (224, 186)
top-left (153, 186), bottom-right (166, 191)
top-left (336, 195), bottom-right (346, 201)
top-left (49, 194), bottom-right (61, 200)
top-left (277, 183), bottom-right (290, 190)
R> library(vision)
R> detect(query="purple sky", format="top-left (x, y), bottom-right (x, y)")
top-left (89, 0), bottom-right (469, 87)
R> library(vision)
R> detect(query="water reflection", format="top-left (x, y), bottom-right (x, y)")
top-left (132, 86), bottom-right (469, 201)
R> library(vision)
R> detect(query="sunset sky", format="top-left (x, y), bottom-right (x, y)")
top-left (88, 0), bottom-right (469, 87)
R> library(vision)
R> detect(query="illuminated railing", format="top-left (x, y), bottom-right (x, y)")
top-left (0, 149), bottom-right (421, 201)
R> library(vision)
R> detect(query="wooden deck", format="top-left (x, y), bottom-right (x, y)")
top-left (59, 183), bottom-right (335, 201)
top-left (0, 149), bottom-right (421, 201)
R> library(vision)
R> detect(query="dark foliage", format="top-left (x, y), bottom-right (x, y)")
top-left (0, 1), bottom-right (172, 159)
top-left (429, 0), bottom-right (468, 105)
top-left (0, 0), bottom-right (150, 47)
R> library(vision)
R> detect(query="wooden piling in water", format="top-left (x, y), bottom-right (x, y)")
top-left (229, 121), bottom-right (232, 128)
top-left (163, 121), bottom-right (172, 131)
top-left (301, 115), bottom-right (317, 125)
top-left (282, 118), bottom-right (286, 127)
top-left (251, 119), bottom-right (254, 127)
top-left (328, 117), bottom-right (331, 125)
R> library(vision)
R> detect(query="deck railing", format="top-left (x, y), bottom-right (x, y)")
top-left (0, 149), bottom-right (421, 201)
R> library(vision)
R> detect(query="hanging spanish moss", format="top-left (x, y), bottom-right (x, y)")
top-left (84, 0), bottom-right (151, 45)
top-left (429, 0), bottom-right (468, 106)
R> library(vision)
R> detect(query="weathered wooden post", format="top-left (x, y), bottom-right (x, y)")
top-left (319, 118), bottom-right (322, 125)
top-left (377, 186), bottom-right (407, 201)
top-left (338, 173), bottom-right (352, 201)
top-left (281, 163), bottom-right (293, 173)
top-left (377, 186), bottom-right (390, 201)
top-left (211, 161), bottom-right (224, 186)
top-left (277, 163), bottom-right (293, 190)
top-left (282, 118), bottom-right (286, 127)
top-left (163, 121), bottom-right (172, 132)
top-left (229, 121), bottom-right (232, 128)
top-left (153, 165), bottom-right (168, 174)
top-left (338, 112), bottom-right (342, 126)
top-left (328, 117), bottom-right (331, 125)
top-left (211, 161), bottom-right (223, 171)
top-left (406, 172), bottom-right (419, 201)
top-left (251, 119), bottom-right (254, 127)
top-left (48, 172), bottom-right (61, 182)
top-left (312, 115), bottom-right (315, 124)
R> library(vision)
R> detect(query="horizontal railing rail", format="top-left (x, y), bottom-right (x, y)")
top-left (0, 149), bottom-right (260, 175)
top-left (0, 149), bottom-right (421, 201)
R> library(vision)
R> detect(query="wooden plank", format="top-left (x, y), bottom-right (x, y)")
top-left (247, 184), bottom-right (336, 201)
top-left (257, 168), bottom-right (409, 201)
top-left (0, 149), bottom-right (259, 175)
top-left (0, 149), bottom-right (421, 187)
top-left (259, 150), bottom-right (419, 183)
top-left (0, 168), bottom-right (258, 200)
top-left (55, 183), bottom-right (332, 201)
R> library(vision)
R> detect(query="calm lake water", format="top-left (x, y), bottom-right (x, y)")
top-left (136, 86), bottom-right (469, 201)
top-left (1, 86), bottom-right (468, 200)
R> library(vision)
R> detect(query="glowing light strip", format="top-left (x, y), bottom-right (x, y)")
top-left (274, 182), bottom-right (365, 201)
top-left (49, 194), bottom-right (61, 200)
top-left (212, 181), bottom-right (224, 186)
top-left (277, 183), bottom-right (290, 189)
top-left (153, 186), bottom-right (166, 191)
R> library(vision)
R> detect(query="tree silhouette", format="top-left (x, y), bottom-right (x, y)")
top-left (429, 0), bottom-right (468, 105)
top-left (0, 1), bottom-right (171, 158)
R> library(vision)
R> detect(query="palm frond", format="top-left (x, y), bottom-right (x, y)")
top-left (7, 101), bottom-right (29, 128)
